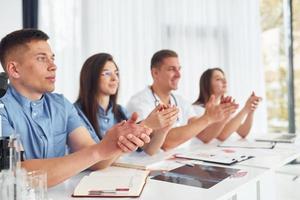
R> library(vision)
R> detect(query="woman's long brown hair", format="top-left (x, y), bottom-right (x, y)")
top-left (76, 53), bottom-right (122, 139)
top-left (193, 68), bottom-right (224, 106)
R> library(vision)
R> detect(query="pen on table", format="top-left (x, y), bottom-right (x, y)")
top-left (89, 188), bottom-right (130, 195)
top-left (292, 176), bottom-right (299, 181)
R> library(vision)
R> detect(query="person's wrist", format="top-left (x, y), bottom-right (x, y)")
top-left (248, 110), bottom-right (255, 115)
top-left (96, 138), bottom-right (120, 160)
top-left (141, 118), bottom-right (156, 130)
top-left (140, 118), bottom-right (151, 128)
top-left (154, 127), bottom-right (169, 135)
top-left (241, 106), bottom-right (249, 114)
top-left (222, 116), bottom-right (230, 123)
top-left (202, 113), bottom-right (213, 125)
top-left (91, 143), bottom-right (105, 161)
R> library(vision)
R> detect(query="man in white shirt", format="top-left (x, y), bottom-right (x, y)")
top-left (127, 49), bottom-right (236, 150)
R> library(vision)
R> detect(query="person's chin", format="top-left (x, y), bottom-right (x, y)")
top-left (168, 87), bottom-right (176, 91)
top-left (45, 85), bottom-right (55, 93)
top-left (170, 81), bottom-right (179, 89)
top-left (47, 88), bottom-right (55, 93)
top-left (170, 84), bottom-right (178, 90)
top-left (108, 90), bottom-right (117, 95)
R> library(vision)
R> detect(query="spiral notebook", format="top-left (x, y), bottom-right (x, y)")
top-left (72, 167), bottom-right (149, 198)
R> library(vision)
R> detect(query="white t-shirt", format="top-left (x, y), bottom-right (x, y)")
top-left (192, 104), bottom-right (205, 116)
top-left (126, 86), bottom-right (196, 127)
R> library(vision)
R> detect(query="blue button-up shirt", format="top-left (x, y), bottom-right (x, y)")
top-left (74, 102), bottom-right (129, 143)
top-left (0, 85), bottom-right (83, 159)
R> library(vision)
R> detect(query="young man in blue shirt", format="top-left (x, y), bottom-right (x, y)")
top-left (0, 29), bottom-right (151, 187)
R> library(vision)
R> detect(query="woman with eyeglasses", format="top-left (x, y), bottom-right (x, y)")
top-left (74, 53), bottom-right (179, 156)
top-left (193, 68), bottom-right (262, 143)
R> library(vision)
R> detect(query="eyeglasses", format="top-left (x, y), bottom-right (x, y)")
top-left (100, 70), bottom-right (119, 78)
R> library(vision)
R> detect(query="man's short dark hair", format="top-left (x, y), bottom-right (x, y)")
top-left (0, 29), bottom-right (49, 71)
top-left (150, 49), bottom-right (178, 69)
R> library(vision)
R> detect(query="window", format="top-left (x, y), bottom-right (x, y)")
top-left (261, 0), bottom-right (288, 132)
top-left (293, 0), bottom-right (300, 133)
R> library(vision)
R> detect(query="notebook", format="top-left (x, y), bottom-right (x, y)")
top-left (174, 149), bottom-right (253, 165)
top-left (255, 133), bottom-right (298, 143)
top-left (72, 166), bottom-right (149, 198)
top-left (113, 151), bottom-right (173, 170)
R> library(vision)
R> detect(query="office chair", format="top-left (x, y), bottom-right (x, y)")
top-left (0, 72), bottom-right (8, 98)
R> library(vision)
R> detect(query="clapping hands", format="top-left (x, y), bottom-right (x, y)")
top-left (103, 112), bottom-right (152, 154)
top-left (205, 95), bottom-right (239, 124)
top-left (142, 104), bottom-right (179, 131)
top-left (243, 92), bottom-right (262, 113)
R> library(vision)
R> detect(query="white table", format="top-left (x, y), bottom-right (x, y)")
top-left (48, 165), bottom-right (266, 200)
top-left (185, 138), bottom-right (300, 170)
top-left (185, 138), bottom-right (300, 200)
top-left (48, 138), bottom-right (300, 200)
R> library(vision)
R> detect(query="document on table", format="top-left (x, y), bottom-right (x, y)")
top-left (72, 166), bottom-right (149, 197)
top-left (174, 149), bottom-right (253, 165)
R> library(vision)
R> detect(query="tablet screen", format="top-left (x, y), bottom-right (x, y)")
top-left (151, 164), bottom-right (240, 189)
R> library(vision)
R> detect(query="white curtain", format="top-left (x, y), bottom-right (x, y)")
top-left (39, 0), bottom-right (267, 134)
top-left (0, 0), bottom-right (22, 72)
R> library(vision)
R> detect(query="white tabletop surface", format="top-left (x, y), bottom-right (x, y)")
top-left (48, 164), bottom-right (265, 200)
top-left (48, 137), bottom-right (300, 200)
top-left (185, 138), bottom-right (300, 170)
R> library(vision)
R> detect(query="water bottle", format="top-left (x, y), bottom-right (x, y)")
top-left (0, 136), bottom-right (10, 171)
top-left (0, 135), bottom-right (29, 200)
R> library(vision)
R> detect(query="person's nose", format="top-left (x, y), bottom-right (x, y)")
top-left (48, 59), bottom-right (57, 71)
top-left (175, 68), bottom-right (181, 78)
top-left (111, 72), bottom-right (119, 81)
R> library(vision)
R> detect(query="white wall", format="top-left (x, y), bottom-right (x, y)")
top-left (0, 0), bottom-right (22, 71)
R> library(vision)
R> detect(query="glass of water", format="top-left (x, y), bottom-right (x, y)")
top-left (27, 170), bottom-right (47, 200)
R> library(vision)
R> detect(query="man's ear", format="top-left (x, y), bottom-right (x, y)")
top-left (6, 61), bottom-right (20, 79)
top-left (151, 68), bottom-right (159, 79)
